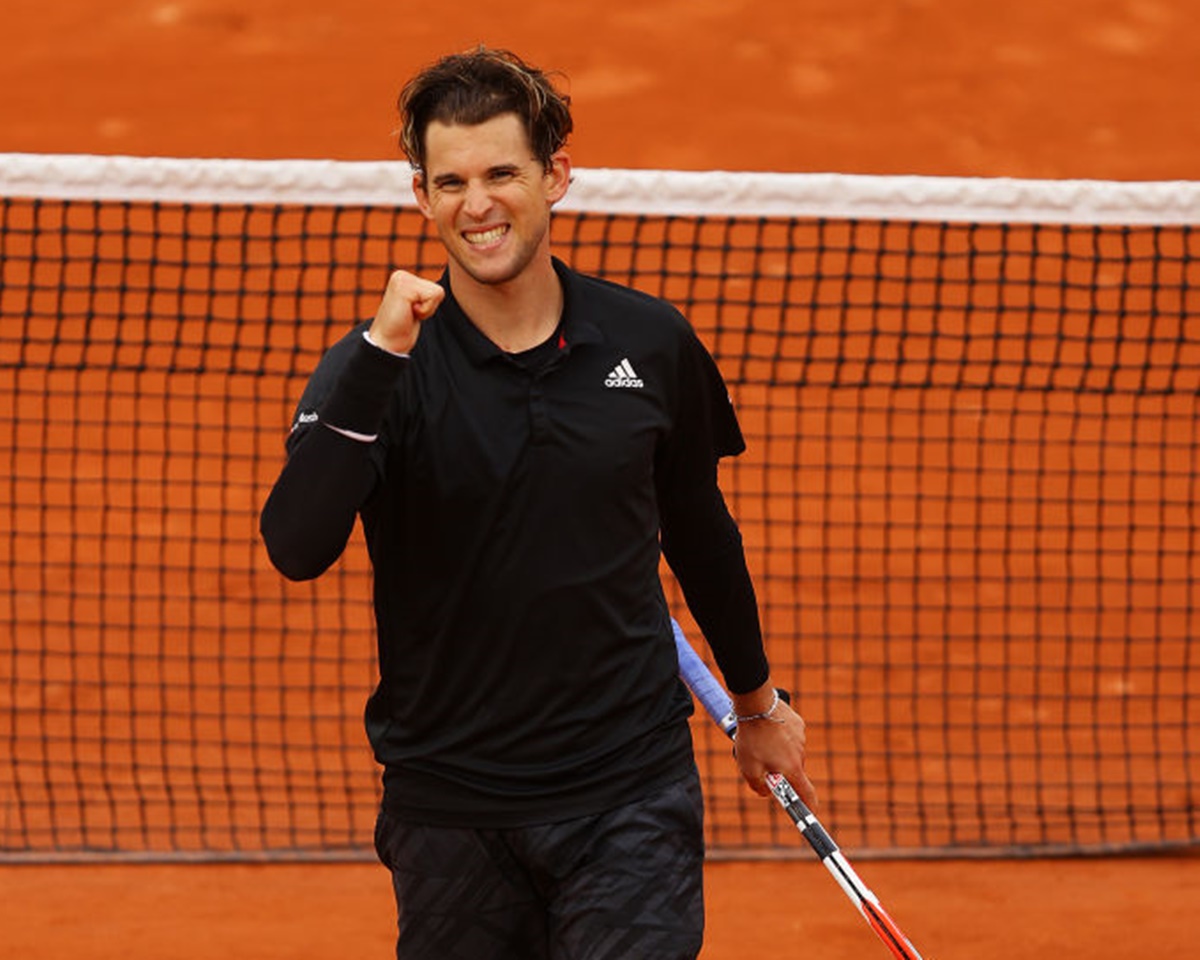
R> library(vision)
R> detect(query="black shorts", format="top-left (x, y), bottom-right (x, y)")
top-left (374, 771), bottom-right (705, 960)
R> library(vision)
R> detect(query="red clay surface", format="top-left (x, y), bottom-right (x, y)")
top-left (5, 0), bottom-right (1200, 179)
top-left (3, 1), bottom-right (1200, 957)
top-left (2, 855), bottom-right (1199, 959)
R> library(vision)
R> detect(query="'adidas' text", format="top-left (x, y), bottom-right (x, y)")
top-left (604, 358), bottom-right (644, 388)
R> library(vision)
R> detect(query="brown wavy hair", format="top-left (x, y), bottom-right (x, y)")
top-left (398, 47), bottom-right (573, 181)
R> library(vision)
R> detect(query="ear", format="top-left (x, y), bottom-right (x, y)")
top-left (544, 150), bottom-right (571, 205)
top-left (411, 171), bottom-right (433, 219)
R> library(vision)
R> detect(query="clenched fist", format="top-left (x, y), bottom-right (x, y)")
top-left (368, 270), bottom-right (446, 354)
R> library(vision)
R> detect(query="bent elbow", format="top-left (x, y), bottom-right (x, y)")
top-left (260, 503), bottom-right (342, 582)
top-left (265, 542), bottom-right (333, 582)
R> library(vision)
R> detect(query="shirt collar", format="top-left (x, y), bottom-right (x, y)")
top-left (437, 258), bottom-right (605, 368)
top-left (552, 257), bottom-right (605, 352)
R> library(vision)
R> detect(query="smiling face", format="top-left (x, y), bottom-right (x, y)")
top-left (412, 112), bottom-right (570, 291)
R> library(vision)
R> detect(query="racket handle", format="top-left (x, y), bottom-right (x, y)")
top-left (671, 619), bottom-right (737, 737)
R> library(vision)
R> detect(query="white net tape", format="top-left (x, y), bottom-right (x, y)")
top-left (2, 152), bottom-right (1199, 224)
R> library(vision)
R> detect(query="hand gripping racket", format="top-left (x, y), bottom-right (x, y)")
top-left (672, 619), bottom-right (927, 960)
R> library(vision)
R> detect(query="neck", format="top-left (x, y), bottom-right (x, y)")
top-left (449, 256), bottom-right (563, 353)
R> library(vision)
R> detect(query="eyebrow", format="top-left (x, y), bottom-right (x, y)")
top-left (430, 163), bottom-right (523, 188)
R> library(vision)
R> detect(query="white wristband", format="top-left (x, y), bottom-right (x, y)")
top-left (362, 328), bottom-right (410, 358)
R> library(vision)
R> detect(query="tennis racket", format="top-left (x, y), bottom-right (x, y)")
top-left (672, 618), bottom-right (927, 960)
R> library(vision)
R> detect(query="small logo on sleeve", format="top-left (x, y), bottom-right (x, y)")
top-left (291, 410), bottom-right (319, 432)
top-left (604, 358), bottom-right (643, 388)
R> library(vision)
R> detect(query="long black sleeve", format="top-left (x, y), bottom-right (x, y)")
top-left (660, 480), bottom-right (769, 694)
top-left (259, 330), bottom-right (408, 581)
top-left (260, 427), bottom-right (378, 580)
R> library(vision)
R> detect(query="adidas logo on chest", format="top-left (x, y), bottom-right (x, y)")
top-left (604, 358), bottom-right (644, 388)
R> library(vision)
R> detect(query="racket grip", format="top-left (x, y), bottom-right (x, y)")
top-left (672, 618), bottom-right (738, 737)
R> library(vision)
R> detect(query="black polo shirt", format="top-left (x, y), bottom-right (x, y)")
top-left (269, 259), bottom-right (755, 826)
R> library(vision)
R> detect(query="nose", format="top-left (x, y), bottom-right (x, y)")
top-left (462, 180), bottom-right (492, 219)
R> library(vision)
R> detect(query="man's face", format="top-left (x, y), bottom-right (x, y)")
top-left (413, 113), bottom-right (570, 289)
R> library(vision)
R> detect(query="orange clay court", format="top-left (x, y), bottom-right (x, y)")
top-left (2, 2), bottom-right (1200, 958)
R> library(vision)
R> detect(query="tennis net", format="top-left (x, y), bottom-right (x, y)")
top-left (2, 153), bottom-right (1198, 860)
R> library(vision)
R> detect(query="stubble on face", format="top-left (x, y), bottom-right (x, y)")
top-left (415, 114), bottom-right (568, 292)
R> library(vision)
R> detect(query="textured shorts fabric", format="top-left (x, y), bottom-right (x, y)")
top-left (374, 771), bottom-right (705, 960)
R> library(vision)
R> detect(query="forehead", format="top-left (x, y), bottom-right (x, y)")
top-left (422, 113), bottom-right (535, 175)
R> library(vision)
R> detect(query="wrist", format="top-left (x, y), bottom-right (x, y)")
top-left (732, 683), bottom-right (783, 724)
top-left (364, 326), bottom-right (414, 357)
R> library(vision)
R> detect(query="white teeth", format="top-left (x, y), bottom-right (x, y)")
top-left (464, 226), bottom-right (507, 245)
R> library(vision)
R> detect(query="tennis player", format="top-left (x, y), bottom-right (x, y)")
top-left (260, 46), bottom-right (815, 960)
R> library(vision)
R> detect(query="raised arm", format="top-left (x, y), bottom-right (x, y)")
top-left (260, 270), bottom-right (444, 580)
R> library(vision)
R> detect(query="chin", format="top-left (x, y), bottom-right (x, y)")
top-left (457, 250), bottom-right (530, 287)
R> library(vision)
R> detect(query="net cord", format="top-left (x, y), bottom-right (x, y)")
top-left (2, 152), bottom-right (1199, 224)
